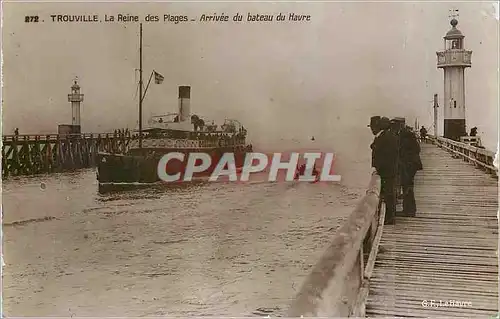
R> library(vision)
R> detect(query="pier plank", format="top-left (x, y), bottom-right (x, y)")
top-left (366, 143), bottom-right (499, 317)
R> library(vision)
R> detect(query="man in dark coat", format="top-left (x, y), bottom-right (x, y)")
top-left (389, 119), bottom-right (403, 201)
top-left (369, 116), bottom-right (398, 225)
top-left (399, 126), bottom-right (423, 216)
top-left (419, 126), bottom-right (427, 141)
top-left (470, 127), bottom-right (478, 137)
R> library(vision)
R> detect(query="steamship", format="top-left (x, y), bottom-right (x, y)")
top-left (97, 24), bottom-right (252, 191)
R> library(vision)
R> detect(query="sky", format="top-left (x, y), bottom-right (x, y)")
top-left (1, 1), bottom-right (499, 152)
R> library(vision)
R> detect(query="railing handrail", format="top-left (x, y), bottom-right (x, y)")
top-left (2, 133), bottom-right (249, 150)
top-left (436, 136), bottom-right (494, 156)
top-left (1, 132), bottom-right (127, 142)
top-left (287, 172), bottom-right (382, 317)
top-left (2, 132), bottom-right (115, 137)
top-left (427, 135), bottom-right (497, 174)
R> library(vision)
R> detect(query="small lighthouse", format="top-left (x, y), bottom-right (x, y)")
top-left (68, 78), bottom-right (84, 127)
top-left (436, 14), bottom-right (472, 140)
top-left (59, 78), bottom-right (84, 135)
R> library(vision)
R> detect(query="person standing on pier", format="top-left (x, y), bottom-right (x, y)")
top-left (14, 128), bottom-right (19, 136)
top-left (399, 126), bottom-right (423, 217)
top-left (419, 126), bottom-right (427, 142)
top-left (469, 127), bottom-right (478, 137)
top-left (389, 119), bottom-right (403, 201)
top-left (369, 116), bottom-right (398, 225)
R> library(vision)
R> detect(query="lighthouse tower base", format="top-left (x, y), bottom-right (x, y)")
top-left (444, 119), bottom-right (466, 141)
top-left (58, 124), bottom-right (81, 135)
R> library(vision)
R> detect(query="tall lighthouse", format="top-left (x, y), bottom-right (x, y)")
top-left (68, 78), bottom-right (84, 128)
top-left (436, 16), bottom-right (472, 140)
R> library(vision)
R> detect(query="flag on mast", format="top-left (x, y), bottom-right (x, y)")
top-left (154, 71), bottom-right (164, 84)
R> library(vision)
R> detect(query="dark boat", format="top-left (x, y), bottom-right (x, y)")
top-left (97, 24), bottom-right (252, 192)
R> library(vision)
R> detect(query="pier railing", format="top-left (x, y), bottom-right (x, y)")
top-left (2, 132), bottom-right (122, 142)
top-left (287, 172), bottom-right (383, 317)
top-left (426, 135), bottom-right (498, 176)
top-left (2, 131), bottom-right (251, 177)
top-left (2, 132), bottom-right (130, 178)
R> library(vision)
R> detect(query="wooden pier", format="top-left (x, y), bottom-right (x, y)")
top-left (287, 136), bottom-right (498, 318)
top-left (366, 142), bottom-right (498, 317)
top-left (1, 130), bottom-right (249, 178)
top-left (1, 133), bottom-right (130, 178)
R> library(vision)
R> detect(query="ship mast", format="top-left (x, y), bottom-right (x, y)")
top-left (138, 23), bottom-right (143, 149)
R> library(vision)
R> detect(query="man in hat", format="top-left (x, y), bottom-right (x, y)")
top-left (469, 127), bottom-right (478, 137)
top-left (369, 116), bottom-right (398, 225)
top-left (399, 125), bottom-right (423, 216)
top-left (368, 116), bottom-right (381, 135)
top-left (419, 126), bottom-right (427, 142)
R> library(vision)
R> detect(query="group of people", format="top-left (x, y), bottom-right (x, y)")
top-left (368, 116), bottom-right (423, 225)
top-left (114, 129), bottom-right (130, 137)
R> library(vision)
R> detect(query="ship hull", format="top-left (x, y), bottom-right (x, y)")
top-left (97, 146), bottom-right (250, 192)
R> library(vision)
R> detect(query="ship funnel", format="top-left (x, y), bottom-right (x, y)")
top-left (178, 86), bottom-right (191, 122)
